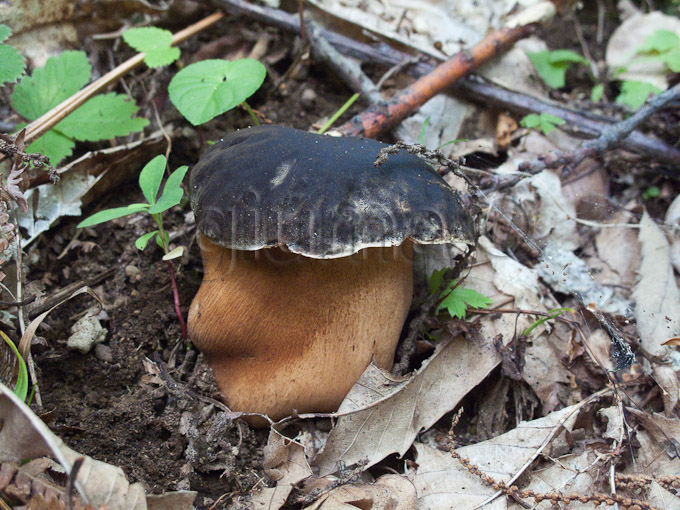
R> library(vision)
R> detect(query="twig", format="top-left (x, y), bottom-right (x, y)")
top-left (517, 82), bottom-right (680, 175)
top-left (455, 77), bottom-right (680, 167)
top-left (337, 24), bottom-right (537, 138)
top-left (304, 15), bottom-right (383, 105)
top-left (165, 260), bottom-right (187, 341)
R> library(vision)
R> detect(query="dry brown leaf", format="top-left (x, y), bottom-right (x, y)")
top-left (630, 430), bottom-right (680, 479)
top-left (313, 334), bottom-right (500, 476)
top-left (666, 194), bottom-right (680, 274)
top-left (304, 475), bottom-right (416, 510)
top-left (252, 431), bottom-right (313, 510)
top-left (415, 402), bottom-right (583, 510)
top-left (634, 211), bottom-right (680, 358)
top-left (648, 480), bottom-right (680, 510)
top-left (627, 408), bottom-right (680, 445)
top-left (661, 337), bottom-right (680, 346)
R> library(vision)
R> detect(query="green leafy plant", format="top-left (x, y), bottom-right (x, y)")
top-left (11, 50), bottom-right (148, 165)
top-left (527, 49), bottom-right (589, 89)
top-left (520, 112), bottom-right (565, 134)
top-left (78, 155), bottom-right (189, 338)
top-left (168, 58), bottom-right (266, 126)
top-left (613, 29), bottom-right (679, 109)
top-left (122, 26), bottom-right (180, 68)
top-left (521, 307), bottom-right (574, 337)
top-left (429, 269), bottom-right (493, 319)
top-left (642, 185), bottom-right (661, 200)
top-left (0, 24), bottom-right (25, 85)
top-left (0, 329), bottom-right (28, 401)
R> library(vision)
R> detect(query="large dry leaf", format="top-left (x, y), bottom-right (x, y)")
top-left (0, 382), bottom-right (195, 509)
top-left (252, 430), bottom-right (313, 510)
top-left (648, 481), bottom-right (680, 510)
top-left (634, 211), bottom-right (680, 357)
top-left (304, 474), bottom-right (416, 510)
top-left (313, 334), bottom-right (500, 476)
top-left (666, 194), bottom-right (680, 276)
top-left (414, 403), bottom-right (582, 510)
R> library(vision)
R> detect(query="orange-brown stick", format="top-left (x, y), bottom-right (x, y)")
top-left (338, 24), bottom-right (536, 139)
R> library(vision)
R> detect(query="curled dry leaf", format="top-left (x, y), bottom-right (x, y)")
top-left (0, 382), bottom-right (196, 509)
top-left (313, 334), bottom-right (500, 476)
top-left (304, 475), bottom-right (416, 510)
top-left (252, 430), bottom-right (313, 510)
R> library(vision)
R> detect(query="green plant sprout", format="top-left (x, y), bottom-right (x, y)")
top-left (168, 58), bottom-right (266, 126)
top-left (78, 155), bottom-right (189, 339)
top-left (122, 26), bottom-right (180, 68)
top-left (0, 24), bottom-right (25, 85)
top-left (520, 112), bottom-right (566, 135)
top-left (429, 269), bottom-right (493, 319)
top-left (642, 185), bottom-right (661, 200)
top-left (317, 92), bottom-right (360, 134)
top-left (0, 329), bottom-right (28, 401)
top-left (527, 49), bottom-right (589, 89)
top-left (11, 50), bottom-right (148, 166)
top-left (521, 307), bottom-right (574, 337)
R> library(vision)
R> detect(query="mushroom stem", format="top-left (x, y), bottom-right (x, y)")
top-left (188, 235), bottom-right (414, 421)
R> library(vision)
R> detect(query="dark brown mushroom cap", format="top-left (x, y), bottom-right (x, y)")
top-left (190, 125), bottom-right (475, 258)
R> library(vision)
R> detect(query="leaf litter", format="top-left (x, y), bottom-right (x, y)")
top-left (1, 1), bottom-right (680, 509)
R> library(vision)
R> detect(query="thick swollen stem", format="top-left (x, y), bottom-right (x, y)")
top-left (165, 260), bottom-right (187, 341)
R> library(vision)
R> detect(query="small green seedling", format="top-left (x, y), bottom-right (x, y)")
top-left (0, 329), bottom-right (28, 401)
top-left (642, 185), bottom-right (661, 200)
top-left (0, 24), bottom-right (25, 85)
top-left (78, 155), bottom-right (189, 338)
top-left (429, 269), bottom-right (493, 319)
top-left (168, 58), bottom-right (266, 126)
top-left (78, 154), bottom-right (187, 257)
top-left (317, 92), bottom-right (359, 134)
top-left (521, 307), bottom-right (574, 337)
top-left (527, 49), bottom-right (589, 89)
top-left (11, 50), bottom-right (148, 165)
top-left (122, 26), bottom-right (180, 68)
top-left (520, 112), bottom-right (565, 135)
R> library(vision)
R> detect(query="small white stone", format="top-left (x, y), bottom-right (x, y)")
top-left (67, 315), bottom-right (107, 354)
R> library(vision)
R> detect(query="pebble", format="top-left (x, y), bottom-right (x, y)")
top-left (67, 315), bottom-right (107, 354)
top-left (300, 88), bottom-right (317, 109)
top-left (94, 343), bottom-right (113, 363)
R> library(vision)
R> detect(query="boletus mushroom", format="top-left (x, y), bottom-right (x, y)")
top-left (188, 125), bottom-right (475, 422)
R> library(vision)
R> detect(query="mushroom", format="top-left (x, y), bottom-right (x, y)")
top-left (188, 125), bottom-right (475, 421)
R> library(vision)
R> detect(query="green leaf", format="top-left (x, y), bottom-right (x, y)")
top-left (437, 286), bottom-right (493, 319)
top-left (0, 44), bottom-right (25, 85)
top-left (616, 81), bottom-right (662, 109)
top-left (528, 49), bottom-right (587, 89)
top-left (428, 268), bottom-right (446, 294)
top-left (156, 229), bottom-right (169, 251)
top-left (138, 155), bottom-right (167, 205)
top-left (521, 307), bottom-right (574, 336)
top-left (591, 83), bottom-right (604, 103)
top-left (77, 203), bottom-right (149, 228)
top-left (0, 330), bottom-right (28, 402)
top-left (520, 113), bottom-right (565, 134)
top-left (642, 185), bottom-right (661, 200)
top-left (661, 47), bottom-right (680, 72)
top-left (0, 24), bottom-right (11, 43)
top-left (638, 29), bottom-right (680, 54)
top-left (135, 230), bottom-right (158, 250)
top-left (122, 27), bottom-right (180, 68)
top-left (26, 129), bottom-right (75, 166)
top-left (548, 49), bottom-right (589, 65)
top-left (55, 92), bottom-right (149, 141)
top-left (12, 50), bottom-right (91, 120)
top-left (418, 116), bottom-right (430, 145)
top-left (148, 165), bottom-right (188, 214)
top-left (168, 58), bottom-right (266, 125)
